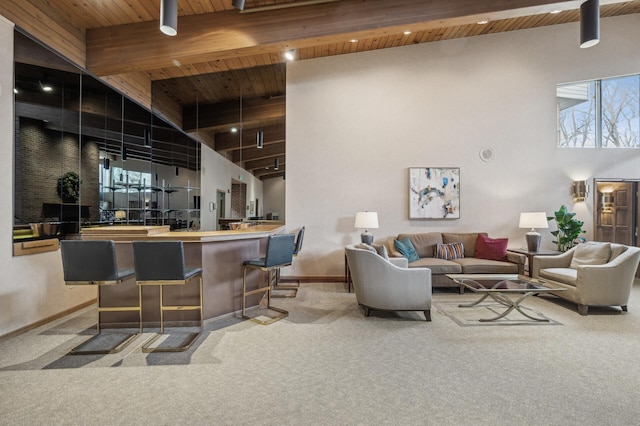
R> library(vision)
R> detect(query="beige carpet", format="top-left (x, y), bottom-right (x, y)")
top-left (1, 281), bottom-right (640, 425)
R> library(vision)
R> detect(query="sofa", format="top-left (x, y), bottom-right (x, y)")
top-left (387, 232), bottom-right (526, 291)
top-left (345, 244), bottom-right (432, 321)
top-left (532, 241), bottom-right (640, 315)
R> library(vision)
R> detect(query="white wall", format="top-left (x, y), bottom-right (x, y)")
top-left (200, 144), bottom-right (263, 231)
top-left (286, 14), bottom-right (640, 278)
top-left (263, 177), bottom-right (286, 221)
top-left (0, 16), bottom-right (94, 337)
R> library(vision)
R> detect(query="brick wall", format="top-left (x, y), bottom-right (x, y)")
top-left (17, 117), bottom-right (100, 223)
top-left (230, 182), bottom-right (247, 219)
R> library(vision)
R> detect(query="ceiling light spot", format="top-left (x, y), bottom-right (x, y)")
top-left (349, 39), bottom-right (358, 43)
top-left (477, 20), bottom-right (489, 25)
top-left (172, 59), bottom-right (181, 67)
top-left (284, 49), bottom-right (297, 61)
top-left (403, 31), bottom-right (411, 35)
top-left (230, 127), bottom-right (238, 133)
top-left (550, 10), bottom-right (562, 14)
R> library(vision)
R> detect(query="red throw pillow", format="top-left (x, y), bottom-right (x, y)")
top-left (475, 234), bottom-right (508, 261)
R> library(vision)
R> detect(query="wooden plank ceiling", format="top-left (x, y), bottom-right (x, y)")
top-left (8, 0), bottom-right (640, 179)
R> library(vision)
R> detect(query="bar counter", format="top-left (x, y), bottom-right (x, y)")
top-left (81, 225), bottom-right (285, 327)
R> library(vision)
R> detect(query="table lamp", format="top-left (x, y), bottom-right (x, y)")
top-left (519, 212), bottom-right (548, 252)
top-left (354, 211), bottom-right (378, 245)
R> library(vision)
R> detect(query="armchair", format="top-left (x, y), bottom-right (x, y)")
top-left (532, 242), bottom-right (640, 315)
top-left (345, 244), bottom-right (432, 321)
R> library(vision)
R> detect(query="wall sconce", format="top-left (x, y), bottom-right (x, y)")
top-left (572, 180), bottom-right (588, 202)
top-left (580, 0), bottom-right (600, 48)
top-left (602, 192), bottom-right (614, 212)
top-left (160, 0), bottom-right (178, 36)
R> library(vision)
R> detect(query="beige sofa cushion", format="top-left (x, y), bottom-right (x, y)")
top-left (569, 242), bottom-right (611, 268)
top-left (398, 232), bottom-right (442, 258)
top-left (442, 233), bottom-right (486, 257)
top-left (408, 257), bottom-right (462, 274)
top-left (451, 258), bottom-right (518, 274)
top-left (540, 267), bottom-right (578, 286)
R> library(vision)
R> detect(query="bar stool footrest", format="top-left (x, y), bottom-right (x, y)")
top-left (141, 331), bottom-right (201, 353)
top-left (69, 331), bottom-right (140, 355)
top-left (243, 306), bottom-right (289, 325)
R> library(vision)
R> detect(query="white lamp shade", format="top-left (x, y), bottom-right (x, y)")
top-left (354, 212), bottom-right (379, 229)
top-left (519, 212), bottom-right (548, 229)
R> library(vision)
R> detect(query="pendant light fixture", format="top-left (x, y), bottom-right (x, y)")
top-left (160, 0), bottom-right (178, 36)
top-left (256, 128), bottom-right (264, 149)
top-left (580, 0), bottom-right (599, 48)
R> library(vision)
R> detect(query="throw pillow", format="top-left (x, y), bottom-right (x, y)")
top-left (356, 243), bottom-right (376, 253)
top-left (435, 242), bottom-right (465, 260)
top-left (570, 242), bottom-right (611, 268)
top-left (475, 234), bottom-right (508, 261)
top-left (394, 238), bottom-right (420, 263)
top-left (372, 244), bottom-right (389, 260)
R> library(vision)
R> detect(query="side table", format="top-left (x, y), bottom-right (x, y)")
top-left (507, 248), bottom-right (561, 277)
top-left (344, 253), bottom-right (352, 292)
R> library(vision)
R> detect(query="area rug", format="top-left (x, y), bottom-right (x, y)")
top-left (435, 301), bottom-right (563, 326)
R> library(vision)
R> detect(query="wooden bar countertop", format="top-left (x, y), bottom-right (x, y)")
top-left (80, 224), bottom-right (285, 242)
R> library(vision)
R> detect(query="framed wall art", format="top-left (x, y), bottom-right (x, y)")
top-left (409, 167), bottom-right (460, 219)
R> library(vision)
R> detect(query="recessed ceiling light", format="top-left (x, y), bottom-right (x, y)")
top-left (550, 9), bottom-right (562, 14)
top-left (403, 31), bottom-right (411, 35)
top-left (284, 49), bottom-right (297, 61)
top-left (349, 39), bottom-right (358, 43)
top-left (477, 20), bottom-right (489, 25)
top-left (230, 127), bottom-right (238, 133)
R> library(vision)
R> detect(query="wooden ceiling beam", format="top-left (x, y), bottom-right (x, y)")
top-left (232, 142), bottom-right (284, 163)
top-left (183, 97), bottom-right (285, 132)
top-left (86, 0), bottom-right (598, 76)
top-left (215, 122), bottom-right (285, 151)
top-left (245, 156), bottom-right (284, 172)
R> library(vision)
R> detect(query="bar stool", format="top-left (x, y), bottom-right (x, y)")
top-left (60, 240), bottom-right (141, 355)
top-left (131, 241), bottom-right (203, 353)
top-left (242, 233), bottom-right (295, 324)
top-left (273, 226), bottom-right (305, 298)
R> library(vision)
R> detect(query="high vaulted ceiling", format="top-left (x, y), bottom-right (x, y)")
top-left (3, 0), bottom-right (640, 180)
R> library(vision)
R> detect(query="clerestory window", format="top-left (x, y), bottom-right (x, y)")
top-left (557, 74), bottom-right (640, 148)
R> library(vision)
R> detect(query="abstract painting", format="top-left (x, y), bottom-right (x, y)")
top-left (409, 167), bottom-right (460, 219)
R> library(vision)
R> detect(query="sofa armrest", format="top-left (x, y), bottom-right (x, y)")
top-left (506, 252), bottom-right (526, 265)
top-left (532, 250), bottom-right (575, 277)
top-left (389, 257), bottom-right (409, 268)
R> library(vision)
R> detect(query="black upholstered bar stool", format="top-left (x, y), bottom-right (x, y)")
top-left (131, 241), bottom-right (203, 352)
top-left (60, 240), bottom-right (141, 355)
top-left (273, 226), bottom-right (305, 298)
top-left (242, 233), bottom-right (295, 324)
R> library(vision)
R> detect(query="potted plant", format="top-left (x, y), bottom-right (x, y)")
top-left (547, 205), bottom-right (586, 252)
top-left (57, 171), bottom-right (80, 203)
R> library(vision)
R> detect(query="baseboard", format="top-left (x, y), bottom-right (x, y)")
top-left (279, 276), bottom-right (346, 283)
top-left (0, 299), bottom-right (96, 342)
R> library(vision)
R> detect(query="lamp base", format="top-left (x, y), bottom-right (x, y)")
top-left (525, 232), bottom-right (541, 253)
top-left (360, 231), bottom-right (373, 245)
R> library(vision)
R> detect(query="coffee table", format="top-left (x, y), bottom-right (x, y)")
top-left (445, 274), bottom-right (565, 322)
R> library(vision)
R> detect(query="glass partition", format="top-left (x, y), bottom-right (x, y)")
top-left (13, 30), bottom-right (201, 250)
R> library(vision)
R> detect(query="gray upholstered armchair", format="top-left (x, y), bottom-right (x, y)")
top-left (345, 244), bottom-right (432, 321)
top-left (532, 242), bottom-right (640, 315)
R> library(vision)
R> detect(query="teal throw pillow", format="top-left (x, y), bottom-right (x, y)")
top-left (394, 238), bottom-right (419, 263)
